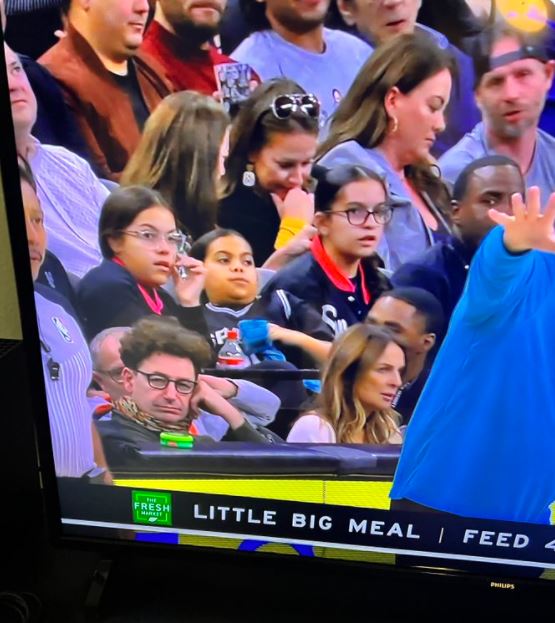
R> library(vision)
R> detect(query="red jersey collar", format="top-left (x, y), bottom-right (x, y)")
top-left (310, 236), bottom-right (371, 305)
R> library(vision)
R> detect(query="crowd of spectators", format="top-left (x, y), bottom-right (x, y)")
top-left (5, 0), bottom-right (555, 513)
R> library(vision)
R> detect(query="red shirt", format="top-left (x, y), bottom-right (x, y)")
top-left (142, 20), bottom-right (237, 95)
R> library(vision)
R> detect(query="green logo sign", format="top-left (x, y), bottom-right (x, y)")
top-left (132, 490), bottom-right (173, 526)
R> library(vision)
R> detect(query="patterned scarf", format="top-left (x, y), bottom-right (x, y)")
top-left (114, 397), bottom-right (194, 434)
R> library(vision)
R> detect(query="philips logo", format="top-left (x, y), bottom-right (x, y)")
top-left (490, 582), bottom-right (516, 590)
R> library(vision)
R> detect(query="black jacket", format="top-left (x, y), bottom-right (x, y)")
top-left (77, 259), bottom-right (209, 342)
top-left (97, 411), bottom-right (270, 469)
top-left (391, 237), bottom-right (475, 323)
top-left (263, 251), bottom-right (389, 337)
top-left (218, 185), bottom-right (280, 267)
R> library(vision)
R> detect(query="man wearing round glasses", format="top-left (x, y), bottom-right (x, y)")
top-left (97, 316), bottom-right (275, 467)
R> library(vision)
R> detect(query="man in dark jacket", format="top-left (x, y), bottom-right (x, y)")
top-left (392, 155), bottom-right (525, 323)
top-left (97, 316), bottom-right (273, 468)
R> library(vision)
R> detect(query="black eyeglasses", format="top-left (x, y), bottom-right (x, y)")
top-left (135, 370), bottom-right (198, 395)
top-left (270, 93), bottom-right (320, 119)
top-left (330, 203), bottom-right (394, 226)
top-left (96, 366), bottom-right (125, 384)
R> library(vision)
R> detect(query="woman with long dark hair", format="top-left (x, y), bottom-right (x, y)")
top-left (219, 78), bottom-right (320, 266)
top-left (318, 33), bottom-right (455, 271)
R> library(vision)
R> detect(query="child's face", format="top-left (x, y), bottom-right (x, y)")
top-left (203, 235), bottom-right (258, 306)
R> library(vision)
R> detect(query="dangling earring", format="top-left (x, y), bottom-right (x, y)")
top-left (242, 163), bottom-right (256, 187)
top-left (389, 116), bottom-right (399, 135)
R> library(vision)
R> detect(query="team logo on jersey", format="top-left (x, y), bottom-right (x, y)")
top-left (44, 271), bottom-right (56, 289)
top-left (52, 316), bottom-right (73, 343)
top-left (549, 500), bottom-right (555, 525)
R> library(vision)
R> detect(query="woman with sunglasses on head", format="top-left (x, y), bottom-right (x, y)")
top-left (263, 164), bottom-right (391, 339)
top-left (287, 324), bottom-right (405, 444)
top-left (218, 78), bottom-right (320, 267)
top-left (121, 91), bottom-right (230, 242)
top-left (317, 33), bottom-right (455, 271)
top-left (77, 186), bottom-right (210, 343)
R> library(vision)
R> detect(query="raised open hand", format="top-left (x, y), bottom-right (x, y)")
top-left (488, 187), bottom-right (555, 254)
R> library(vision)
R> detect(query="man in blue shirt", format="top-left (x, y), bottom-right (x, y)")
top-left (390, 186), bottom-right (555, 525)
top-left (334, 0), bottom-right (480, 155)
top-left (231, 0), bottom-right (372, 124)
top-left (439, 23), bottom-right (555, 201)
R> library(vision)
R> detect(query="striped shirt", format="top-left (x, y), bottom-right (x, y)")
top-left (36, 287), bottom-right (96, 477)
top-left (5, 0), bottom-right (62, 13)
top-left (29, 138), bottom-right (107, 278)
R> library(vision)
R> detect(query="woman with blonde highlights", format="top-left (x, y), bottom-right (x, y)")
top-left (287, 324), bottom-right (405, 444)
top-left (121, 91), bottom-right (230, 241)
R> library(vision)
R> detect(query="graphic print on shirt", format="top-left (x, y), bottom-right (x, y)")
top-left (321, 304), bottom-right (348, 337)
top-left (52, 316), bottom-right (73, 343)
top-left (44, 271), bottom-right (56, 289)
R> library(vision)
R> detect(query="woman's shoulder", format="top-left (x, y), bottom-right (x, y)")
top-left (78, 260), bottom-right (136, 293)
top-left (287, 413), bottom-right (336, 443)
top-left (263, 253), bottom-right (324, 297)
top-left (318, 141), bottom-right (383, 171)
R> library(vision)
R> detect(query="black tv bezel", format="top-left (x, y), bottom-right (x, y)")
top-left (0, 28), bottom-right (554, 605)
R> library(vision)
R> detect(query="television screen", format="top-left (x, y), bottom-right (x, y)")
top-left (2, 0), bottom-right (555, 597)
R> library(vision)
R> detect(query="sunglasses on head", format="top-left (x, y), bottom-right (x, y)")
top-left (270, 93), bottom-right (320, 119)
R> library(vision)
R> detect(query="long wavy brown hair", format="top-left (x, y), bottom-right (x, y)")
top-left (315, 324), bottom-right (404, 444)
top-left (221, 78), bottom-right (320, 198)
top-left (317, 32), bottom-right (456, 211)
top-left (121, 91), bottom-right (229, 240)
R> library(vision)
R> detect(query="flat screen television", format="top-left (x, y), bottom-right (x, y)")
top-left (1, 3), bottom-right (555, 615)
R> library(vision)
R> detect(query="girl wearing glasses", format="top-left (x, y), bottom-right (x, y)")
top-left (219, 79), bottom-right (320, 267)
top-left (77, 186), bottom-right (210, 343)
top-left (121, 91), bottom-right (230, 241)
top-left (317, 33), bottom-right (454, 271)
top-left (264, 164), bottom-right (391, 338)
top-left (287, 324), bottom-right (405, 445)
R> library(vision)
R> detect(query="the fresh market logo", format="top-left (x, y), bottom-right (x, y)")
top-left (132, 490), bottom-right (173, 526)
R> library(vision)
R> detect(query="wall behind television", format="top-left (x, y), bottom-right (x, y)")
top-left (0, 170), bottom-right (22, 339)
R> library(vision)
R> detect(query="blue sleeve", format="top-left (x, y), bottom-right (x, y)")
top-left (462, 227), bottom-right (537, 325)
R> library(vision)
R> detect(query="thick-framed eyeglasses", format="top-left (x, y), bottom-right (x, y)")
top-left (135, 370), bottom-right (198, 395)
top-left (120, 229), bottom-right (185, 248)
top-left (270, 93), bottom-right (320, 119)
top-left (330, 203), bottom-right (394, 226)
top-left (96, 366), bottom-right (125, 384)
